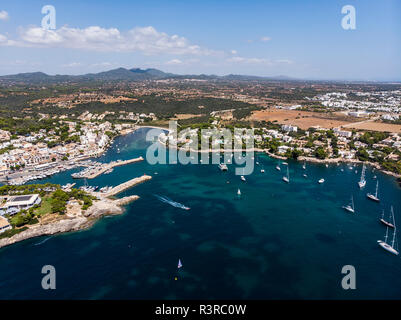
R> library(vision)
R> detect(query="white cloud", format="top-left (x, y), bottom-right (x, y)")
top-left (166, 59), bottom-right (183, 65)
top-left (0, 34), bottom-right (7, 43)
top-left (90, 62), bottom-right (114, 68)
top-left (227, 56), bottom-right (273, 65)
top-left (231, 50), bottom-right (237, 55)
top-left (62, 62), bottom-right (82, 68)
top-left (0, 10), bottom-right (9, 21)
top-left (4, 25), bottom-right (216, 56)
top-left (276, 59), bottom-right (293, 64)
top-left (260, 36), bottom-right (271, 42)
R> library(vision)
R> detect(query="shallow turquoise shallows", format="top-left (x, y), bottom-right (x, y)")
top-left (1, 127), bottom-right (401, 299)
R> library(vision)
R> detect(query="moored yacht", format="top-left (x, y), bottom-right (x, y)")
top-left (342, 195), bottom-right (355, 213)
top-left (282, 166), bottom-right (289, 183)
top-left (358, 164), bottom-right (366, 188)
top-left (218, 163), bottom-right (228, 171)
top-left (366, 180), bottom-right (380, 202)
top-left (380, 207), bottom-right (395, 229)
top-left (378, 206), bottom-right (398, 255)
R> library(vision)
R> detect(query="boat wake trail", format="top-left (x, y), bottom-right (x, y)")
top-left (154, 195), bottom-right (190, 210)
top-left (33, 237), bottom-right (52, 246)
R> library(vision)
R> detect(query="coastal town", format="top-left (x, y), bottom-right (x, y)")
top-left (1, 0), bottom-right (401, 301)
top-left (0, 119), bottom-right (147, 185)
top-left (0, 70), bottom-right (400, 248)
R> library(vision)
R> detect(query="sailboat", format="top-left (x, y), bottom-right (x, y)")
top-left (237, 188), bottom-right (241, 197)
top-left (342, 195), bottom-right (355, 213)
top-left (302, 161), bottom-right (306, 170)
top-left (240, 168), bottom-right (246, 181)
top-left (380, 207), bottom-right (395, 229)
top-left (177, 259), bottom-right (183, 269)
top-left (282, 166), bottom-right (289, 183)
top-left (275, 162), bottom-right (281, 171)
top-left (378, 208), bottom-right (398, 255)
top-left (358, 164), bottom-right (366, 188)
top-left (366, 180), bottom-right (380, 202)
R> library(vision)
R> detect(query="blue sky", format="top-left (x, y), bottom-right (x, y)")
top-left (0, 0), bottom-right (400, 80)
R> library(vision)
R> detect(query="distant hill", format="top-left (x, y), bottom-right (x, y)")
top-left (0, 67), bottom-right (298, 84)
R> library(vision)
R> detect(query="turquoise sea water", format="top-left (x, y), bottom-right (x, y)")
top-left (1, 127), bottom-right (401, 299)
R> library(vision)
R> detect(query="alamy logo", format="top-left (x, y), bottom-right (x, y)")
top-left (41, 265), bottom-right (56, 290)
top-left (41, 5), bottom-right (56, 30)
top-left (341, 265), bottom-right (356, 290)
top-left (341, 5), bottom-right (356, 30)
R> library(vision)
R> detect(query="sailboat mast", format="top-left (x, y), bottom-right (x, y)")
top-left (360, 164), bottom-right (365, 182)
top-left (391, 206), bottom-right (397, 248)
top-left (375, 181), bottom-right (378, 197)
top-left (384, 226), bottom-right (389, 243)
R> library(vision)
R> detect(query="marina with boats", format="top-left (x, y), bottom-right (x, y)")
top-left (71, 156), bottom-right (144, 179)
top-left (0, 127), bottom-right (400, 299)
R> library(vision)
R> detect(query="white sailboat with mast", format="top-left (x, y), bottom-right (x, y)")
top-left (380, 207), bottom-right (395, 229)
top-left (342, 195), bottom-right (355, 213)
top-left (366, 180), bottom-right (380, 202)
top-left (358, 163), bottom-right (366, 188)
top-left (282, 166), bottom-right (289, 183)
top-left (377, 206), bottom-right (399, 255)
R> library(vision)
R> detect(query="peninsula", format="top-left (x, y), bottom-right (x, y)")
top-left (0, 174), bottom-right (152, 249)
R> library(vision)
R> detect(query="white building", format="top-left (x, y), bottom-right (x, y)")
top-left (333, 128), bottom-right (352, 138)
top-left (0, 194), bottom-right (42, 216)
top-left (281, 125), bottom-right (298, 133)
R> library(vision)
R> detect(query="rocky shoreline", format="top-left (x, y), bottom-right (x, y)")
top-left (0, 195), bottom-right (140, 249)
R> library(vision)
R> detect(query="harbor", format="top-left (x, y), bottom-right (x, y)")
top-left (71, 156), bottom-right (145, 179)
top-left (1, 127), bottom-right (401, 300)
top-left (100, 174), bottom-right (152, 197)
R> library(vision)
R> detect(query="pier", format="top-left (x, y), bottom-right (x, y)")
top-left (102, 174), bottom-right (152, 198)
top-left (79, 156), bottom-right (145, 179)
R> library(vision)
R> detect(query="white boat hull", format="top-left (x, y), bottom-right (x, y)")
top-left (343, 206), bottom-right (355, 213)
top-left (366, 194), bottom-right (379, 202)
top-left (377, 240), bottom-right (399, 255)
top-left (380, 219), bottom-right (395, 229)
